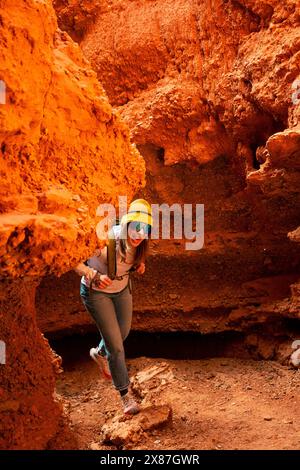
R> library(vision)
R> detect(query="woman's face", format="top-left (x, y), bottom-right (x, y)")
top-left (127, 222), bottom-right (150, 247)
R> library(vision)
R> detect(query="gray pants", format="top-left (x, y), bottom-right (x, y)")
top-left (80, 282), bottom-right (132, 392)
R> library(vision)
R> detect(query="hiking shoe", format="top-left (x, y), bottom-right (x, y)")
top-left (89, 347), bottom-right (112, 380)
top-left (121, 392), bottom-right (140, 415)
top-left (290, 348), bottom-right (300, 368)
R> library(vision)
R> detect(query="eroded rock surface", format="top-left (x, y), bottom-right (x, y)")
top-left (0, 0), bottom-right (144, 449)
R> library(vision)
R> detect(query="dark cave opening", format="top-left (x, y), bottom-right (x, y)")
top-left (48, 327), bottom-right (296, 371)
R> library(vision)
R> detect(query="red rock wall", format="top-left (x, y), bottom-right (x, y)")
top-left (0, 280), bottom-right (62, 449)
top-left (72, 0), bottom-right (300, 169)
top-left (0, 0), bottom-right (145, 449)
top-left (54, 0), bottom-right (300, 233)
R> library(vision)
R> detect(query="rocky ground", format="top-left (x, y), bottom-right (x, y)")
top-left (53, 341), bottom-right (300, 450)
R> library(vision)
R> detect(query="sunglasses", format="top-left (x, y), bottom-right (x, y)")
top-left (129, 221), bottom-right (152, 236)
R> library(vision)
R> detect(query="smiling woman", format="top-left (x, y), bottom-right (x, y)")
top-left (74, 199), bottom-right (153, 415)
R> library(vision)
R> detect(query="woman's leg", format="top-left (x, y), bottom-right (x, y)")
top-left (112, 285), bottom-right (133, 342)
top-left (112, 285), bottom-right (140, 414)
top-left (80, 284), bottom-right (106, 354)
top-left (80, 283), bottom-right (130, 392)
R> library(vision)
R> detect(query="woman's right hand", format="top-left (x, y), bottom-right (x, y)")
top-left (95, 274), bottom-right (113, 289)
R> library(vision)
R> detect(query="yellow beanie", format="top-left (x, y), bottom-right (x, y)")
top-left (121, 199), bottom-right (153, 227)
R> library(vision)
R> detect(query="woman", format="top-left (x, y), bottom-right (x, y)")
top-left (74, 199), bottom-right (152, 415)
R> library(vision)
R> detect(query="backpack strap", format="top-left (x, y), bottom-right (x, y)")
top-left (107, 227), bottom-right (117, 280)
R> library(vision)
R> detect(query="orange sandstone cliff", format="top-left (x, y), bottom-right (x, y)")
top-left (0, 0), bottom-right (145, 449)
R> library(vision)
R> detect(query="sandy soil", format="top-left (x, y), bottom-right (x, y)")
top-left (55, 348), bottom-right (300, 450)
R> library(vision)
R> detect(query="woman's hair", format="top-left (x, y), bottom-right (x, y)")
top-left (118, 222), bottom-right (149, 266)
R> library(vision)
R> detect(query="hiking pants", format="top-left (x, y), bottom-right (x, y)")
top-left (80, 282), bottom-right (132, 392)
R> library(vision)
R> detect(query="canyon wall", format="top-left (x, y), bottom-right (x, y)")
top-left (42, 0), bottom-right (300, 351)
top-left (0, 0), bottom-right (144, 449)
top-left (1, 0), bottom-right (298, 449)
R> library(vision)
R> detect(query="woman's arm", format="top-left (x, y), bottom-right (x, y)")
top-left (74, 262), bottom-right (97, 281)
top-left (74, 261), bottom-right (113, 288)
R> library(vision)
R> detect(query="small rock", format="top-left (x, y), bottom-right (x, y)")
top-left (207, 373), bottom-right (215, 380)
top-left (0, 400), bottom-right (20, 412)
top-left (264, 416), bottom-right (273, 421)
top-left (102, 405), bottom-right (172, 445)
top-left (77, 206), bottom-right (88, 213)
top-left (90, 442), bottom-right (101, 450)
top-left (169, 293), bottom-right (179, 300)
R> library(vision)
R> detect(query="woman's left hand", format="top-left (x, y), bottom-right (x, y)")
top-left (136, 262), bottom-right (145, 274)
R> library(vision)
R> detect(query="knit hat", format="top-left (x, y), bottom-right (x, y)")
top-left (120, 199), bottom-right (153, 227)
